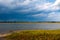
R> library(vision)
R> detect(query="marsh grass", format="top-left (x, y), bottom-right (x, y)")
top-left (5, 30), bottom-right (60, 40)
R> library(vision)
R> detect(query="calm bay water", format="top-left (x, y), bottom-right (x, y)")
top-left (0, 23), bottom-right (60, 33)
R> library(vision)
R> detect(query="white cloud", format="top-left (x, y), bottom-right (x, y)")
top-left (33, 0), bottom-right (60, 12)
top-left (32, 13), bottom-right (47, 17)
top-left (0, 0), bottom-right (60, 13)
top-left (0, 0), bottom-right (14, 5)
top-left (16, 0), bottom-right (31, 5)
top-left (35, 3), bottom-right (52, 11)
top-left (53, 0), bottom-right (60, 5)
top-left (48, 0), bottom-right (60, 11)
top-left (0, 0), bottom-right (36, 7)
top-left (48, 12), bottom-right (58, 18)
top-left (47, 12), bottom-right (60, 21)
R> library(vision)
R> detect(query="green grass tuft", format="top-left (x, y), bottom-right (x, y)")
top-left (6, 30), bottom-right (60, 40)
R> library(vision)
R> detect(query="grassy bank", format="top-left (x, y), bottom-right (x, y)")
top-left (5, 30), bottom-right (60, 40)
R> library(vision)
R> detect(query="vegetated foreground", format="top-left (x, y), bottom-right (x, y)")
top-left (5, 30), bottom-right (60, 40)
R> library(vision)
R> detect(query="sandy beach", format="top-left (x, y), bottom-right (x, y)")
top-left (0, 34), bottom-right (6, 40)
top-left (0, 33), bottom-right (11, 40)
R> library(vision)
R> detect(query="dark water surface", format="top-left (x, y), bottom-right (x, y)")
top-left (0, 23), bottom-right (60, 33)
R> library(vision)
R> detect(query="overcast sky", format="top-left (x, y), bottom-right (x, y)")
top-left (0, 0), bottom-right (60, 21)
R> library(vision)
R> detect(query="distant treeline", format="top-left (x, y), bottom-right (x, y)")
top-left (0, 21), bottom-right (60, 23)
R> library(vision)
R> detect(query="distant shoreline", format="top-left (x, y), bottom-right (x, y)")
top-left (0, 22), bottom-right (60, 24)
top-left (0, 21), bottom-right (60, 23)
